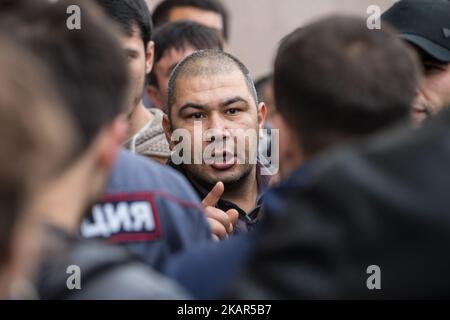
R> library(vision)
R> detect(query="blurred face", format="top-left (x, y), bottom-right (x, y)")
top-left (168, 6), bottom-right (223, 37)
top-left (149, 46), bottom-right (196, 111)
top-left (2, 203), bottom-right (45, 298)
top-left (413, 59), bottom-right (450, 124)
top-left (119, 24), bottom-right (154, 115)
top-left (167, 70), bottom-right (266, 189)
top-left (260, 82), bottom-right (277, 127)
top-left (270, 112), bottom-right (301, 180)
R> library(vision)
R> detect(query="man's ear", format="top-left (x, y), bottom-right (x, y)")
top-left (257, 102), bottom-right (267, 129)
top-left (147, 85), bottom-right (164, 111)
top-left (97, 116), bottom-right (128, 170)
top-left (162, 114), bottom-right (175, 150)
top-left (145, 41), bottom-right (155, 74)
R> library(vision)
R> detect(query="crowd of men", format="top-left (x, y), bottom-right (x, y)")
top-left (1, 0), bottom-right (450, 299)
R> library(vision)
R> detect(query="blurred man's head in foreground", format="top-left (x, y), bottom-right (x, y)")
top-left (2, 0), bottom-right (130, 162)
top-left (0, 34), bottom-right (75, 298)
top-left (273, 15), bottom-right (420, 178)
top-left (1, 0), bottom-right (130, 232)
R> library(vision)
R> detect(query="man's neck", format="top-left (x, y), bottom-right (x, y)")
top-left (34, 163), bottom-right (94, 233)
top-left (222, 166), bottom-right (259, 214)
top-left (128, 101), bottom-right (153, 138)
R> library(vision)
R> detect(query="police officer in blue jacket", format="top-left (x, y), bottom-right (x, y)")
top-left (81, 149), bottom-right (212, 270)
top-left (79, 0), bottom-right (212, 270)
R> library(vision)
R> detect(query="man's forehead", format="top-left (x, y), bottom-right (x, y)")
top-left (169, 7), bottom-right (223, 33)
top-left (158, 46), bottom-right (196, 68)
top-left (118, 23), bottom-right (143, 48)
top-left (174, 71), bottom-right (252, 104)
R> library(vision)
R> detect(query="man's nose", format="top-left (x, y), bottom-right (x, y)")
top-left (205, 113), bottom-right (231, 141)
top-left (414, 89), bottom-right (427, 109)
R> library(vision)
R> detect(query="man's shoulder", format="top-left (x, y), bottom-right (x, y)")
top-left (38, 228), bottom-right (188, 299)
top-left (127, 108), bottom-right (171, 158)
top-left (109, 149), bottom-right (199, 201)
top-left (81, 150), bottom-right (211, 268)
top-left (76, 261), bottom-right (189, 300)
top-left (115, 148), bottom-right (171, 175)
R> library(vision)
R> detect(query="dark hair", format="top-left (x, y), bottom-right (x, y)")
top-left (153, 0), bottom-right (229, 41)
top-left (0, 34), bottom-right (73, 269)
top-left (255, 74), bottom-right (273, 104)
top-left (148, 20), bottom-right (224, 88)
top-left (274, 15), bottom-right (420, 156)
top-left (0, 0), bottom-right (129, 158)
top-left (95, 0), bottom-right (153, 50)
top-left (167, 49), bottom-right (258, 122)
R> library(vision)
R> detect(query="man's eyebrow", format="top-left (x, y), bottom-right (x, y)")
top-left (124, 48), bottom-right (139, 56)
top-left (219, 96), bottom-right (249, 108)
top-left (178, 103), bottom-right (208, 115)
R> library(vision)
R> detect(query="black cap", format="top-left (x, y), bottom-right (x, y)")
top-left (382, 0), bottom-right (450, 63)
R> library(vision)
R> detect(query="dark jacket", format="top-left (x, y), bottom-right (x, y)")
top-left (229, 111), bottom-right (450, 299)
top-left (162, 233), bottom-right (256, 299)
top-left (37, 227), bottom-right (189, 300)
top-left (81, 149), bottom-right (212, 270)
top-left (168, 161), bottom-right (271, 233)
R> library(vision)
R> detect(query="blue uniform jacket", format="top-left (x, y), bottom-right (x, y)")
top-left (80, 149), bottom-right (212, 270)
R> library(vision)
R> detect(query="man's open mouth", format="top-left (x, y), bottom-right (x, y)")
top-left (209, 150), bottom-right (236, 170)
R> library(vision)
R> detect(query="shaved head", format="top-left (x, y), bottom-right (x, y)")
top-left (167, 49), bottom-right (258, 120)
top-left (163, 49), bottom-right (267, 192)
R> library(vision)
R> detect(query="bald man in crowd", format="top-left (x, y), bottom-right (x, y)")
top-left (163, 50), bottom-right (271, 237)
